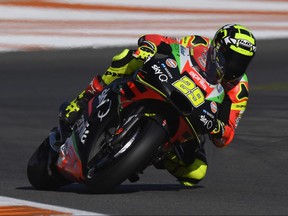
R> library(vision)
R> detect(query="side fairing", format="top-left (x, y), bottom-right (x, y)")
top-left (69, 87), bottom-right (121, 167)
top-left (170, 44), bottom-right (225, 133)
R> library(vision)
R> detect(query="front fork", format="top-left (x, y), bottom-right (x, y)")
top-left (111, 106), bottom-right (169, 146)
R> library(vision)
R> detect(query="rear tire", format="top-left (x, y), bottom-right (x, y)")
top-left (85, 119), bottom-right (167, 194)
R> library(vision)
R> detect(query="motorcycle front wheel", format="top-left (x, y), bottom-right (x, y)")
top-left (27, 137), bottom-right (71, 190)
top-left (84, 117), bottom-right (167, 194)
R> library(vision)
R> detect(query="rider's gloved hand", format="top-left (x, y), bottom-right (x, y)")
top-left (132, 40), bottom-right (157, 62)
top-left (209, 119), bottom-right (226, 147)
top-left (210, 119), bottom-right (225, 138)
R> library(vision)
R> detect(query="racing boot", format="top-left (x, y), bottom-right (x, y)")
top-left (164, 136), bottom-right (208, 186)
top-left (59, 75), bottom-right (104, 141)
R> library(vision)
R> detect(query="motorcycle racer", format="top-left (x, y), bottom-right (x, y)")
top-left (59, 24), bottom-right (257, 187)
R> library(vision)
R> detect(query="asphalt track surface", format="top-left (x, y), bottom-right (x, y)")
top-left (1, 39), bottom-right (288, 215)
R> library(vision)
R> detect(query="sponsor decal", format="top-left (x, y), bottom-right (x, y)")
top-left (235, 116), bottom-right (241, 127)
top-left (189, 70), bottom-right (208, 91)
top-left (235, 112), bottom-right (243, 127)
top-left (161, 63), bottom-right (173, 79)
top-left (239, 39), bottom-right (254, 49)
top-left (183, 37), bottom-right (188, 44)
top-left (200, 115), bottom-right (213, 130)
top-left (224, 37), bottom-right (256, 52)
top-left (97, 89), bottom-right (112, 122)
top-left (152, 64), bottom-right (168, 82)
top-left (235, 104), bottom-right (246, 109)
top-left (203, 109), bottom-right (215, 119)
top-left (180, 46), bottom-right (188, 56)
top-left (166, 58), bottom-right (177, 68)
top-left (76, 115), bottom-right (90, 144)
top-left (104, 71), bottom-right (125, 78)
top-left (217, 84), bottom-right (224, 93)
top-left (198, 56), bottom-right (206, 68)
top-left (210, 101), bottom-right (218, 113)
top-left (198, 52), bottom-right (207, 68)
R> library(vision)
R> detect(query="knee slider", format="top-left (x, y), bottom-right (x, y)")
top-left (182, 159), bottom-right (207, 181)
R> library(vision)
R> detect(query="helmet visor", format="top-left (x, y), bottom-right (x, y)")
top-left (205, 45), bottom-right (226, 84)
top-left (224, 48), bottom-right (252, 80)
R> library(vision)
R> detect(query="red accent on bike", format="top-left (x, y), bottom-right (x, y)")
top-left (115, 127), bottom-right (124, 135)
top-left (56, 141), bottom-right (84, 182)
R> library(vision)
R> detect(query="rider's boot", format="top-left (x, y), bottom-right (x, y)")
top-left (58, 75), bottom-right (105, 142)
top-left (164, 135), bottom-right (208, 187)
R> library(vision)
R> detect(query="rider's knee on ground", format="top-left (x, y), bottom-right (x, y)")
top-left (164, 152), bottom-right (208, 186)
top-left (178, 158), bottom-right (207, 186)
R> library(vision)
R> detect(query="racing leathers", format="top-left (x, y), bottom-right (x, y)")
top-left (61, 34), bottom-right (249, 186)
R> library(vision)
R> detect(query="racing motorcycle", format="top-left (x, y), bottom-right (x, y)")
top-left (27, 44), bottom-right (224, 193)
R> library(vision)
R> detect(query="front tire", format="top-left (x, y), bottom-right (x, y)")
top-left (27, 137), bottom-right (71, 190)
top-left (85, 119), bottom-right (167, 193)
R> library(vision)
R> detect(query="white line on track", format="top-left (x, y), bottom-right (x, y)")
top-left (0, 196), bottom-right (105, 215)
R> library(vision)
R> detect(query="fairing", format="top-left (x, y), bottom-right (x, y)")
top-left (56, 44), bottom-right (225, 182)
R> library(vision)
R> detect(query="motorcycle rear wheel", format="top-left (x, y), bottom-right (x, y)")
top-left (84, 118), bottom-right (167, 194)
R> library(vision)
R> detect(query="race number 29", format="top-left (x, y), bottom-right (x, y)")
top-left (172, 76), bottom-right (205, 108)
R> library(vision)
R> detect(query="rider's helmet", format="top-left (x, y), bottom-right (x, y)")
top-left (205, 24), bottom-right (257, 84)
